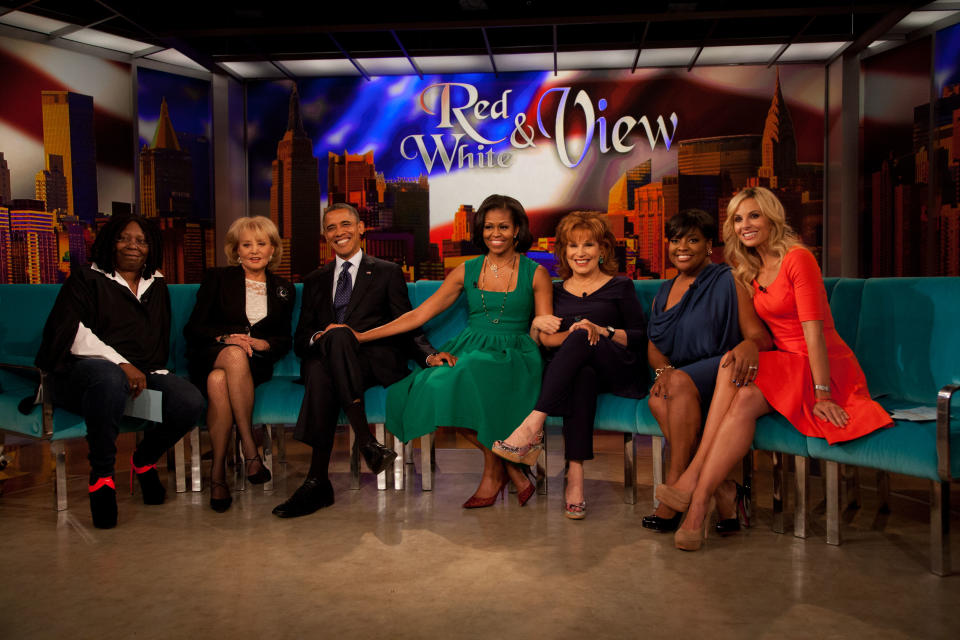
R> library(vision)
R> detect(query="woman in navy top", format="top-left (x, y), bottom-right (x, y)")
top-left (643, 209), bottom-right (770, 534)
top-left (494, 211), bottom-right (647, 519)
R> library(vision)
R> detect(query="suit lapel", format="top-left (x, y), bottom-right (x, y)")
top-left (229, 266), bottom-right (246, 324)
top-left (319, 262), bottom-right (337, 322)
top-left (343, 254), bottom-right (375, 321)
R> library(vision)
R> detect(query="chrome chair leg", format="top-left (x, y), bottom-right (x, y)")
top-left (376, 424), bottom-right (387, 491)
top-left (404, 440), bottom-right (414, 464)
top-left (52, 440), bottom-right (67, 511)
top-left (841, 463), bottom-right (860, 510)
top-left (794, 455), bottom-right (809, 539)
top-left (190, 427), bottom-right (201, 492)
top-left (262, 424), bottom-right (274, 492)
top-left (392, 433), bottom-right (405, 490)
top-left (173, 437), bottom-right (186, 493)
top-left (877, 470), bottom-right (891, 513)
top-left (623, 433), bottom-right (637, 505)
top-left (233, 427), bottom-right (246, 492)
top-left (651, 435), bottom-right (664, 508)
top-left (420, 432), bottom-right (434, 491)
top-left (741, 451), bottom-right (754, 526)
top-left (931, 480), bottom-right (952, 576)
top-left (276, 425), bottom-right (287, 464)
top-left (826, 461), bottom-right (841, 545)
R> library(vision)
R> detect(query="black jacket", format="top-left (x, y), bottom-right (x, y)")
top-left (184, 266), bottom-right (295, 368)
top-left (294, 254), bottom-right (435, 386)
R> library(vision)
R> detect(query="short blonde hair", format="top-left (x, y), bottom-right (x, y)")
top-left (553, 211), bottom-right (618, 279)
top-left (722, 186), bottom-right (799, 294)
top-left (224, 216), bottom-right (282, 270)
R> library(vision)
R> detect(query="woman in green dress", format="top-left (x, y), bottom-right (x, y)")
top-left (349, 194), bottom-right (557, 508)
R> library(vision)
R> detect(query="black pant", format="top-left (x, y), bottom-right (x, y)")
top-left (534, 330), bottom-right (626, 461)
top-left (51, 359), bottom-right (204, 478)
top-left (293, 328), bottom-right (378, 459)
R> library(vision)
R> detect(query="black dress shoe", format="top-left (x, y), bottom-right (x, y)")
top-left (715, 517), bottom-right (741, 535)
top-left (641, 512), bottom-right (683, 533)
top-left (210, 480), bottom-right (233, 513)
top-left (359, 440), bottom-right (398, 475)
top-left (272, 477), bottom-right (334, 518)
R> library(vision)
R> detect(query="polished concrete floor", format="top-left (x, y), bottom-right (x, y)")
top-left (1, 429), bottom-right (959, 639)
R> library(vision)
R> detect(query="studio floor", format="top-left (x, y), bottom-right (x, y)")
top-left (1, 429), bottom-right (959, 640)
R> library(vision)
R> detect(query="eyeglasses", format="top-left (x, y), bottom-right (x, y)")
top-left (116, 234), bottom-right (148, 247)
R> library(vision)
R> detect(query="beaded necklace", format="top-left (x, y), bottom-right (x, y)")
top-left (478, 254), bottom-right (517, 325)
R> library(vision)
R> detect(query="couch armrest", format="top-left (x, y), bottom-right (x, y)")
top-left (937, 383), bottom-right (959, 481)
top-left (0, 362), bottom-right (54, 439)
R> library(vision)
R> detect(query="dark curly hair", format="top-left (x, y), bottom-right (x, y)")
top-left (90, 214), bottom-right (163, 278)
top-left (472, 194), bottom-right (534, 254)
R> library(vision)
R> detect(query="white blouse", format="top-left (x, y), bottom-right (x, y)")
top-left (245, 279), bottom-right (268, 326)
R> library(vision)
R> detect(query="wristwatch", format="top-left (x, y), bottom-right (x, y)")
top-left (606, 326), bottom-right (615, 338)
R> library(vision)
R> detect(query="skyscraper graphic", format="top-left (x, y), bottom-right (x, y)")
top-left (35, 154), bottom-right (69, 213)
top-left (760, 68), bottom-right (799, 184)
top-left (0, 205), bottom-right (10, 283)
top-left (9, 200), bottom-right (58, 284)
top-left (451, 204), bottom-right (475, 241)
top-left (608, 160), bottom-right (652, 212)
top-left (0, 152), bottom-right (11, 205)
top-left (270, 86), bottom-right (321, 281)
top-left (140, 98), bottom-right (193, 218)
top-left (41, 91), bottom-right (98, 222)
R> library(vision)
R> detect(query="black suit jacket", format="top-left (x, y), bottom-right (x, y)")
top-left (294, 253), bottom-right (434, 387)
top-left (184, 266), bottom-right (295, 368)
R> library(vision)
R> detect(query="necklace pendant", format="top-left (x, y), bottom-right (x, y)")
top-left (491, 318), bottom-right (500, 324)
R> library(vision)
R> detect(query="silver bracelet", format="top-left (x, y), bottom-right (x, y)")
top-left (814, 384), bottom-right (830, 392)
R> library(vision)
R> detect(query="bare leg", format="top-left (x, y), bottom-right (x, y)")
top-left (650, 370), bottom-right (701, 517)
top-left (213, 347), bottom-right (261, 474)
top-left (668, 365), bottom-right (743, 495)
top-left (565, 460), bottom-right (584, 505)
top-left (499, 410), bottom-right (547, 449)
top-left (206, 369), bottom-right (232, 501)
top-left (461, 430), bottom-right (507, 498)
top-left (679, 385), bottom-right (770, 534)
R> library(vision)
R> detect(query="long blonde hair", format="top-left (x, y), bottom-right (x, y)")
top-left (722, 186), bottom-right (799, 294)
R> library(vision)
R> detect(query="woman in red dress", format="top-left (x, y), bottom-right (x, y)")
top-left (656, 186), bottom-right (891, 551)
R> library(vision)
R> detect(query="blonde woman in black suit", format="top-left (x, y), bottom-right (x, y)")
top-left (184, 216), bottom-right (295, 512)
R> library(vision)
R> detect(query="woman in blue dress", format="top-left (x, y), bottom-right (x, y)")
top-left (643, 209), bottom-right (771, 534)
top-left (347, 195), bottom-right (555, 508)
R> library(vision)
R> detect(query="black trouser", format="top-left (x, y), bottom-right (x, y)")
top-left (534, 330), bottom-right (624, 461)
top-left (293, 328), bottom-right (378, 471)
top-left (52, 358), bottom-right (205, 478)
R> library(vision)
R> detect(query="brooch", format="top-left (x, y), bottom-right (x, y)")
top-left (276, 286), bottom-right (289, 300)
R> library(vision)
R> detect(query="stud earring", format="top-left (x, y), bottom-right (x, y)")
top-left (707, 250), bottom-right (713, 256)
top-left (599, 256), bottom-right (604, 264)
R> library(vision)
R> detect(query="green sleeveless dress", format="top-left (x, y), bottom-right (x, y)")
top-left (386, 255), bottom-right (543, 448)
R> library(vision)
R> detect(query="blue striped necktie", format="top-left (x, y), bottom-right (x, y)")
top-left (333, 262), bottom-right (353, 322)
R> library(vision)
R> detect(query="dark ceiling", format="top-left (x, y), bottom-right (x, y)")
top-left (0, 1), bottom-right (933, 72)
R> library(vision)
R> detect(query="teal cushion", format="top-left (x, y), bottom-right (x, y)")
top-left (753, 413), bottom-right (809, 456)
top-left (805, 396), bottom-right (960, 481)
top-left (168, 283), bottom-right (200, 374)
top-left (828, 278), bottom-right (864, 348)
top-left (636, 398), bottom-right (664, 436)
top-left (415, 280), bottom-right (468, 348)
top-left (250, 378), bottom-right (388, 426)
top-left (855, 278), bottom-right (960, 404)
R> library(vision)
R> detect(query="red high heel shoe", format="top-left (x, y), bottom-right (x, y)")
top-left (462, 477), bottom-right (508, 508)
top-left (514, 464), bottom-right (537, 506)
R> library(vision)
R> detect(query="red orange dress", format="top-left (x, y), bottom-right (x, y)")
top-left (752, 246), bottom-right (891, 444)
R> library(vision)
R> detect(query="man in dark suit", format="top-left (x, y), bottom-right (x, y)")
top-left (273, 203), bottom-right (438, 518)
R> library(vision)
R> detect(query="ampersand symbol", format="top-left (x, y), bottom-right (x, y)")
top-left (511, 112), bottom-right (536, 148)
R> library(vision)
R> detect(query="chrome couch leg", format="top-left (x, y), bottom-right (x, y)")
top-left (931, 480), bottom-right (951, 576)
top-left (404, 440), bottom-right (414, 464)
top-left (651, 435), bottom-right (664, 508)
top-left (877, 470), bottom-right (891, 513)
top-left (536, 430), bottom-right (547, 495)
top-left (349, 428), bottom-right (360, 490)
top-left (376, 424), bottom-right (387, 491)
top-left (420, 433), bottom-right (435, 491)
top-left (623, 433), bottom-right (637, 505)
top-left (826, 461), bottom-right (841, 545)
top-left (190, 427), bottom-right (201, 492)
top-left (794, 455), bottom-right (809, 539)
top-left (52, 440), bottom-right (67, 511)
top-left (771, 451), bottom-right (786, 534)
top-left (174, 437), bottom-right (187, 493)
top-left (392, 434), bottom-right (404, 490)
top-left (262, 425), bottom-right (274, 492)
